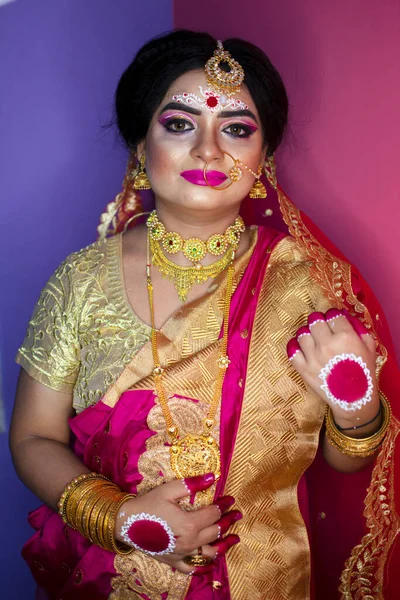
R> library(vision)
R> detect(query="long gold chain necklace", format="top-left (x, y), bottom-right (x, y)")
top-left (147, 211), bottom-right (244, 302)
top-left (146, 231), bottom-right (235, 481)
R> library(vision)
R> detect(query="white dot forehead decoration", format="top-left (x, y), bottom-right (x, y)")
top-left (172, 87), bottom-right (248, 113)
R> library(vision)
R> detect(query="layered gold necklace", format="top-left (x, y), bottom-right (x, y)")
top-left (146, 231), bottom-right (235, 482)
top-left (147, 211), bottom-right (245, 302)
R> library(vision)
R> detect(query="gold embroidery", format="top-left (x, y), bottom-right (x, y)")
top-left (277, 189), bottom-right (387, 375)
top-left (109, 234), bottom-right (258, 599)
top-left (110, 554), bottom-right (189, 600)
top-left (102, 231), bottom-right (258, 409)
top-left (277, 189), bottom-right (398, 597)
top-left (16, 236), bottom-right (150, 413)
top-left (339, 416), bottom-right (400, 599)
top-left (224, 236), bottom-right (332, 600)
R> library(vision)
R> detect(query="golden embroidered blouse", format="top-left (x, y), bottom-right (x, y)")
top-left (16, 232), bottom-right (256, 413)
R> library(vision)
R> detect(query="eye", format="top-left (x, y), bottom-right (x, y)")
top-left (222, 123), bottom-right (256, 138)
top-left (163, 118), bottom-right (195, 134)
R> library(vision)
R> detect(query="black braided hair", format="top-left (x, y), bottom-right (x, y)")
top-left (115, 30), bottom-right (288, 155)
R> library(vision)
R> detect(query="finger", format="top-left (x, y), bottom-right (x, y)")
top-left (296, 325), bottom-right (315, 356)
top-left (325, 308), bottom-right (343, 327)
top-left (189, 496), bottom-right (236, 535)
top-left (168, 473), bottom-right (215, 502)
top-left (287, 338), bottom-right (302, 361)
top-left (178, 535), bottom-right (240, 575)
top-left (197, 510), bottom-right (243, 546)
top-left (188, 501), bottom-right (222, 532)
top-left (342, 309), bottom-right (373, 339)
top-left (215, 495), bottom-right (236, 517)
top-left (190, 564), bottom-right (215, 576)
top-left (209, 534), bottom-right (240, 557)
top-left (287, 338), bottom-right (306, 368)
top-left (308, 312), bottom-right (332, 343)
top-left (178, 562), bottom-right (214, 576)
top-left (325, 309), bottom-right (354, 334)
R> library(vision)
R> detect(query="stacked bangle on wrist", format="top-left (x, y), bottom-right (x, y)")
top-left (58, 473), bottom-right (136, 555)
top-left (325, 392), bottom-right (392, 457)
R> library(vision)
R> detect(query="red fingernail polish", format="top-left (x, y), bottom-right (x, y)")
top-left (215, 496), bottom-right (235, 514)
top-left (203, 472), bottom-right (215, 484)
top-left (184, 473), bottom-right (215, 495)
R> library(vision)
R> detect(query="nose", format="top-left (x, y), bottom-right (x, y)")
top-left (190, 127), bottom-right (225, 166)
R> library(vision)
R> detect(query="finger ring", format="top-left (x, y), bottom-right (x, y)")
top-left (183, 553), bottom-right (213, 567)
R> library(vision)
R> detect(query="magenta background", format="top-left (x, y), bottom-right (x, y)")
top-left (0, 1), bottom-right (171, 596)
top-left (175, 0), bottom-right (400, 361)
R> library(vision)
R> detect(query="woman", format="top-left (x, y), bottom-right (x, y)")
top-left (10, 30), bottom-right (400, 600)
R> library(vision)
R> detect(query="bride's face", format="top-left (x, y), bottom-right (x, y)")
top-left (139, 69), bottom-right (265, 214)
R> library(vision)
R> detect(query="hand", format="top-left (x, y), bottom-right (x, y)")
top-left (114, 473), bottom-right (241, 575)
top-left (287, 308), bottom-right (380, 428)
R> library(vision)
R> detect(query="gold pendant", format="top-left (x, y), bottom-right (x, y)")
top-left (170, 433), bottom-right (221, 479)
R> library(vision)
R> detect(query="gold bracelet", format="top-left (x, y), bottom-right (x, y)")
top-left (88, 493), bottom-right (114, 545)
top-left (65, 479), bottom-right (114, 530)
top-left (58, 473), bottom-right (108, 523)
top-left (66, 480), bottom-right (114, 531)
top-left (106, 493), bottom-right (136, 555)
top-left (58, 473), bottom-right (136, 553)
top-left (97, 494), bottom-right (117, 549)
top-left (325, 392), bottom-right (392, 457)
top-left (89, 488), bottom-right (121, 546)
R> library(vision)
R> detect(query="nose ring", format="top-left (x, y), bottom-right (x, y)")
top-left (203, 151), bottom-right (242, 190)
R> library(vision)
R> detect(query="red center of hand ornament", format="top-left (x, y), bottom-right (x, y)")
top-left (120, 513), bottom-right (176, 555)
top-left (319, 353), bottom-right (373, 411)
top-left (127, 520), bottom-right (170, 553)
top-left (326, 359), bottom-right (369, 403)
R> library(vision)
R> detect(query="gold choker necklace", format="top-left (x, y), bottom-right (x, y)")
top-left (147, 234), bottom-right (235, 484)
top-left (146, 211), bottom-right (245, 302)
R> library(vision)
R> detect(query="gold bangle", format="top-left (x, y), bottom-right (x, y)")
top-left (325, 392), bottom-right (392, 457)
top-left (88, 494), bottom-right (113, 545)
top-left (97, 495), bottom-right (117, 549)
top-left (66, 480), bottom-right (115, 531)
top-left (106, 493), bottom-right (136, 555)
top-left (58, 473), bottom-right (109, 523)
top-left (79, 486), bottom-right (121, 542)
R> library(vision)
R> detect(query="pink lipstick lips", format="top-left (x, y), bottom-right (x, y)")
top-left (180, 169), bottom-right (227, 187)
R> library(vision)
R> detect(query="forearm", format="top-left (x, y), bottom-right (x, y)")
top-left (322, 399), bottom-right (383, 473)
top-left (10, 436), bottom-right (89, 511)
top-left (322, 433), bottom-right (377, 472)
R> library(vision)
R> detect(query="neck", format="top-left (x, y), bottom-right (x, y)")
top-left (152, 200), bottom-right (250, 267)
top-left (155, 202), bottom-right (241, 241)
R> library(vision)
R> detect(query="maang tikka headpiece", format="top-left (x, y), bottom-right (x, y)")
top-left (172, 41), bottom-right (248, 112)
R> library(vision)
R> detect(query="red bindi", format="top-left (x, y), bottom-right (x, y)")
top-left (206, 96), bottom-right (218, 108)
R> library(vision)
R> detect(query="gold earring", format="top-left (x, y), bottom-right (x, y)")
top-left (133, 154), bottom-right (151, 190)
top-left (249, 165), bottom-right (267, 199)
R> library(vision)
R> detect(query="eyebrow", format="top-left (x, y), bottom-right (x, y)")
top-left (218, 109), bottom-right (258, 122)
top-left (160, 102), bottom-right (201, 116)
top-left (159, 102), bottom-right (258, 123)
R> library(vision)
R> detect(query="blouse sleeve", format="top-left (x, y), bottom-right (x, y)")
top-left (16, 257), bottom-right (81, 394)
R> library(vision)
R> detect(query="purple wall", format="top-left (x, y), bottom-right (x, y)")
top-left (0, 0), bottom-right (172, 594)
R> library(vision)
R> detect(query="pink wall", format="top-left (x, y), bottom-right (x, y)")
top-left (175, 0), bottom-right (400, 360)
